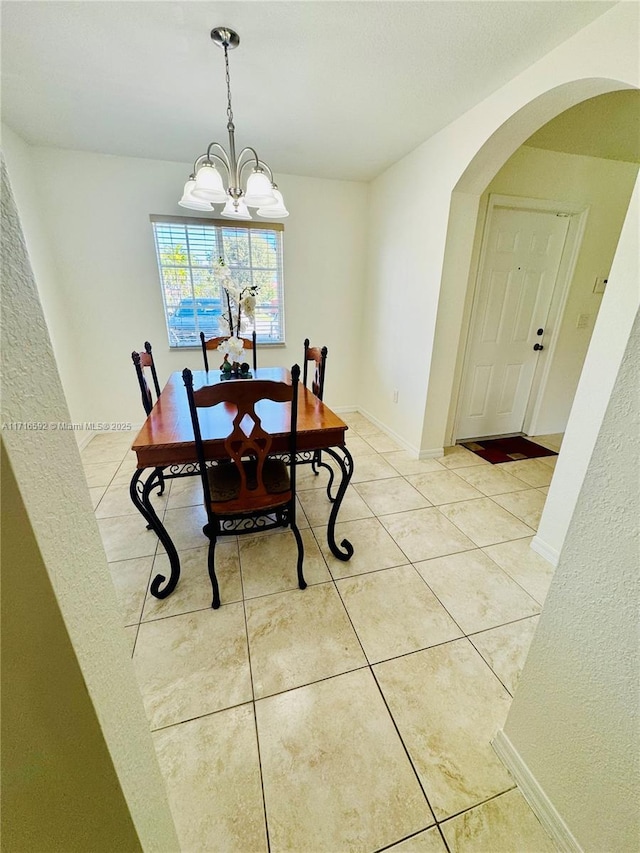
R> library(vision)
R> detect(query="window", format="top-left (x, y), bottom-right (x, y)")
top-left (151, 215), bottom-right (285, 347)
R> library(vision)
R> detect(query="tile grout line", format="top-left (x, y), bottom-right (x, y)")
top-left (467, 633), bottom-right (519, 699)
top-left (238, 538), bottom-right (274, 853)
top-left (479, 546), bottom-right (547, 607)
top-left (300, 476), bottom-right (460, 836)
top-left (147, 698), bottom-right (254, 734)
top-left (328, 570), bottom-right (442, 837)
top-left (411, 549), bottom-right (541, 622)
top-left (437, 785), bottom-right (518, 827)
top-left (373, 822), bottom-right (453, 853)
top-left (93, 424), bottom-right (554, 850)
top-left (315, 438), bottom-right (549, 837)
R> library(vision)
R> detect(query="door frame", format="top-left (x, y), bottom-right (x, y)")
top-left (451, 193), bottom-right (589, 442)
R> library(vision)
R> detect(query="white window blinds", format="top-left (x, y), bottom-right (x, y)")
top-left (151, 216), bottom-right (285, 347)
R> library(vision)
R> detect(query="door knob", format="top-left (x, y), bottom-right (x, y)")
top-left (533, 343), bottom-right (544, 351)
top-left (536, 328), bottom-right (544, 336)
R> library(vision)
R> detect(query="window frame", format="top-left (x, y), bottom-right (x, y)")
top-left (150, 214), bottom-right (286, 349)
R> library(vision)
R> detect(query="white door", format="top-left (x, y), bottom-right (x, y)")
top-left (456, 206), bottom-right (570, 440)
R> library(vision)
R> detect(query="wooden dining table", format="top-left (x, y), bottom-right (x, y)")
top-left (129, 367), bottom-right (354, 600)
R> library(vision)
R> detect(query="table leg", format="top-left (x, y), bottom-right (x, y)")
top-left (129, 468), bottom-right (181, 598)
top-left (323, 446), bottom-right (354, 560)
top-left (311, 449), bottom-right (336, 503)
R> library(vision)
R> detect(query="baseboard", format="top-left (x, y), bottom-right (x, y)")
top-left (332, 406), bottom-right (442, 460)
top-left (530, 535), bottom-right (560, 567)
top-left (419, 447), bottom-right (445, 459)
top-left (492, 729), bottom-right (582, 853)
top-left (355, 407), bottom-right (418, 456)
top-left (75, 425), bottom-right (143, 451)
top-left (75, 430), bottom-right (95, 451)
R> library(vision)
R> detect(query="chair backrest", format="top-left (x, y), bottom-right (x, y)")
top-left (303, 339), bottom-right (328, 400)
top-left (200, 331), bottom-right (257, 373)
top-left (182, 365), bottom-right (300, 513)
top-left (131, 341), bottom-right (161, 416)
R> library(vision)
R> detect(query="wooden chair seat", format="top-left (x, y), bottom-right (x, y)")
top-left (207, 459), bottom-right (290, 511)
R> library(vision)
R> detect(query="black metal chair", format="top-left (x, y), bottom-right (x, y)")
top-left (131, 341), bottom-right (161, 416)
top-left (183, 364), bottom-right (305, 609)
top-left (200, 331), bottom-right (257, 373)
top-left (303, 339), bottom-right (328, 400)
top-left (302, 339), bottom-right (335, 498)
top-left (131, 341), bottom-right (165, 501)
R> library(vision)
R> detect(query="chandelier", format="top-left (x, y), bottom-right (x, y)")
top-left (179, 27), bottom-right (288, 219)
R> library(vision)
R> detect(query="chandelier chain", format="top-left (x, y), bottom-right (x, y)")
top-left (224, 45), bottom-right (234, 127)
top-left (180, 26), bottom-right (288, 218)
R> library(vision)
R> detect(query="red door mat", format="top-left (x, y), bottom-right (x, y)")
top-left (460, 436), bottom-right (558, 464)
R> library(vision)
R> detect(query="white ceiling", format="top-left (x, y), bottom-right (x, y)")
top-left (1, 1), bottom-right (619, 182)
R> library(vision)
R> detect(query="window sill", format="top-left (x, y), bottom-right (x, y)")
top-left (168, 341), bottom-right (287, 351)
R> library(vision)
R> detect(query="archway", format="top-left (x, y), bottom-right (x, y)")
top-left (421, 78), bottom-right (639, 561)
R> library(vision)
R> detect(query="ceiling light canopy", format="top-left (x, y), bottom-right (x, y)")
top-left (179, 27), bottom-right (288, 219)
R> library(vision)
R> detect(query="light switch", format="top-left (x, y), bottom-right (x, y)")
top-left (593, 276), bottom-right (608, 294)
top-left (576, 313), bottom-right (590, 329)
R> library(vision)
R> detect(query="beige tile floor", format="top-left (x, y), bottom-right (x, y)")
top-left (85, 422), bottom-right (560, 852)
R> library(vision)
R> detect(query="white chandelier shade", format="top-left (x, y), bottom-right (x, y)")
top-left (257, 188), bottom-right (289, 218)
top-left (243, 169), bottom-right (277, 207)
top-left (179, 179), bottom-right (215, 211)
top-left (179, 27), bottom-right (288, 221)
top-left (191, 164), bottom-right (227, 202)
top-left (220, 198), bottom-right (252, 219)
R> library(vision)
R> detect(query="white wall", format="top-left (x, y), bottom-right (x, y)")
top-left (3, 140), bottom-right (367, 425)
top-left (1, 155), bottom-right (179, 850)
top-left (534, 175), bottom-right (639, 564)
top-left (360, 2), bottom-right (638, 456)
top-left (1, 125), bottom-right (88, 434)
top-left (482, 145), bottom-right (638, 435)
top-left (501, 304), bottom-right (640, 853)
top-left (361, 136), bottom-right (453, 453)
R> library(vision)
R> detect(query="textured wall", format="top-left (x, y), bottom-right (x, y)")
top-left (503, 308), bottom-right (640, 851)
top-left (1, 156), bottom-right (179, 849)
top-left (1, 444), bottom-right (142, 851)
top-left (0, 124), bottom-right (85, 424)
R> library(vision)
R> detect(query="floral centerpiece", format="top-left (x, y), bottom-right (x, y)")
top-left (214, 257), bottom-right (258, 373)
